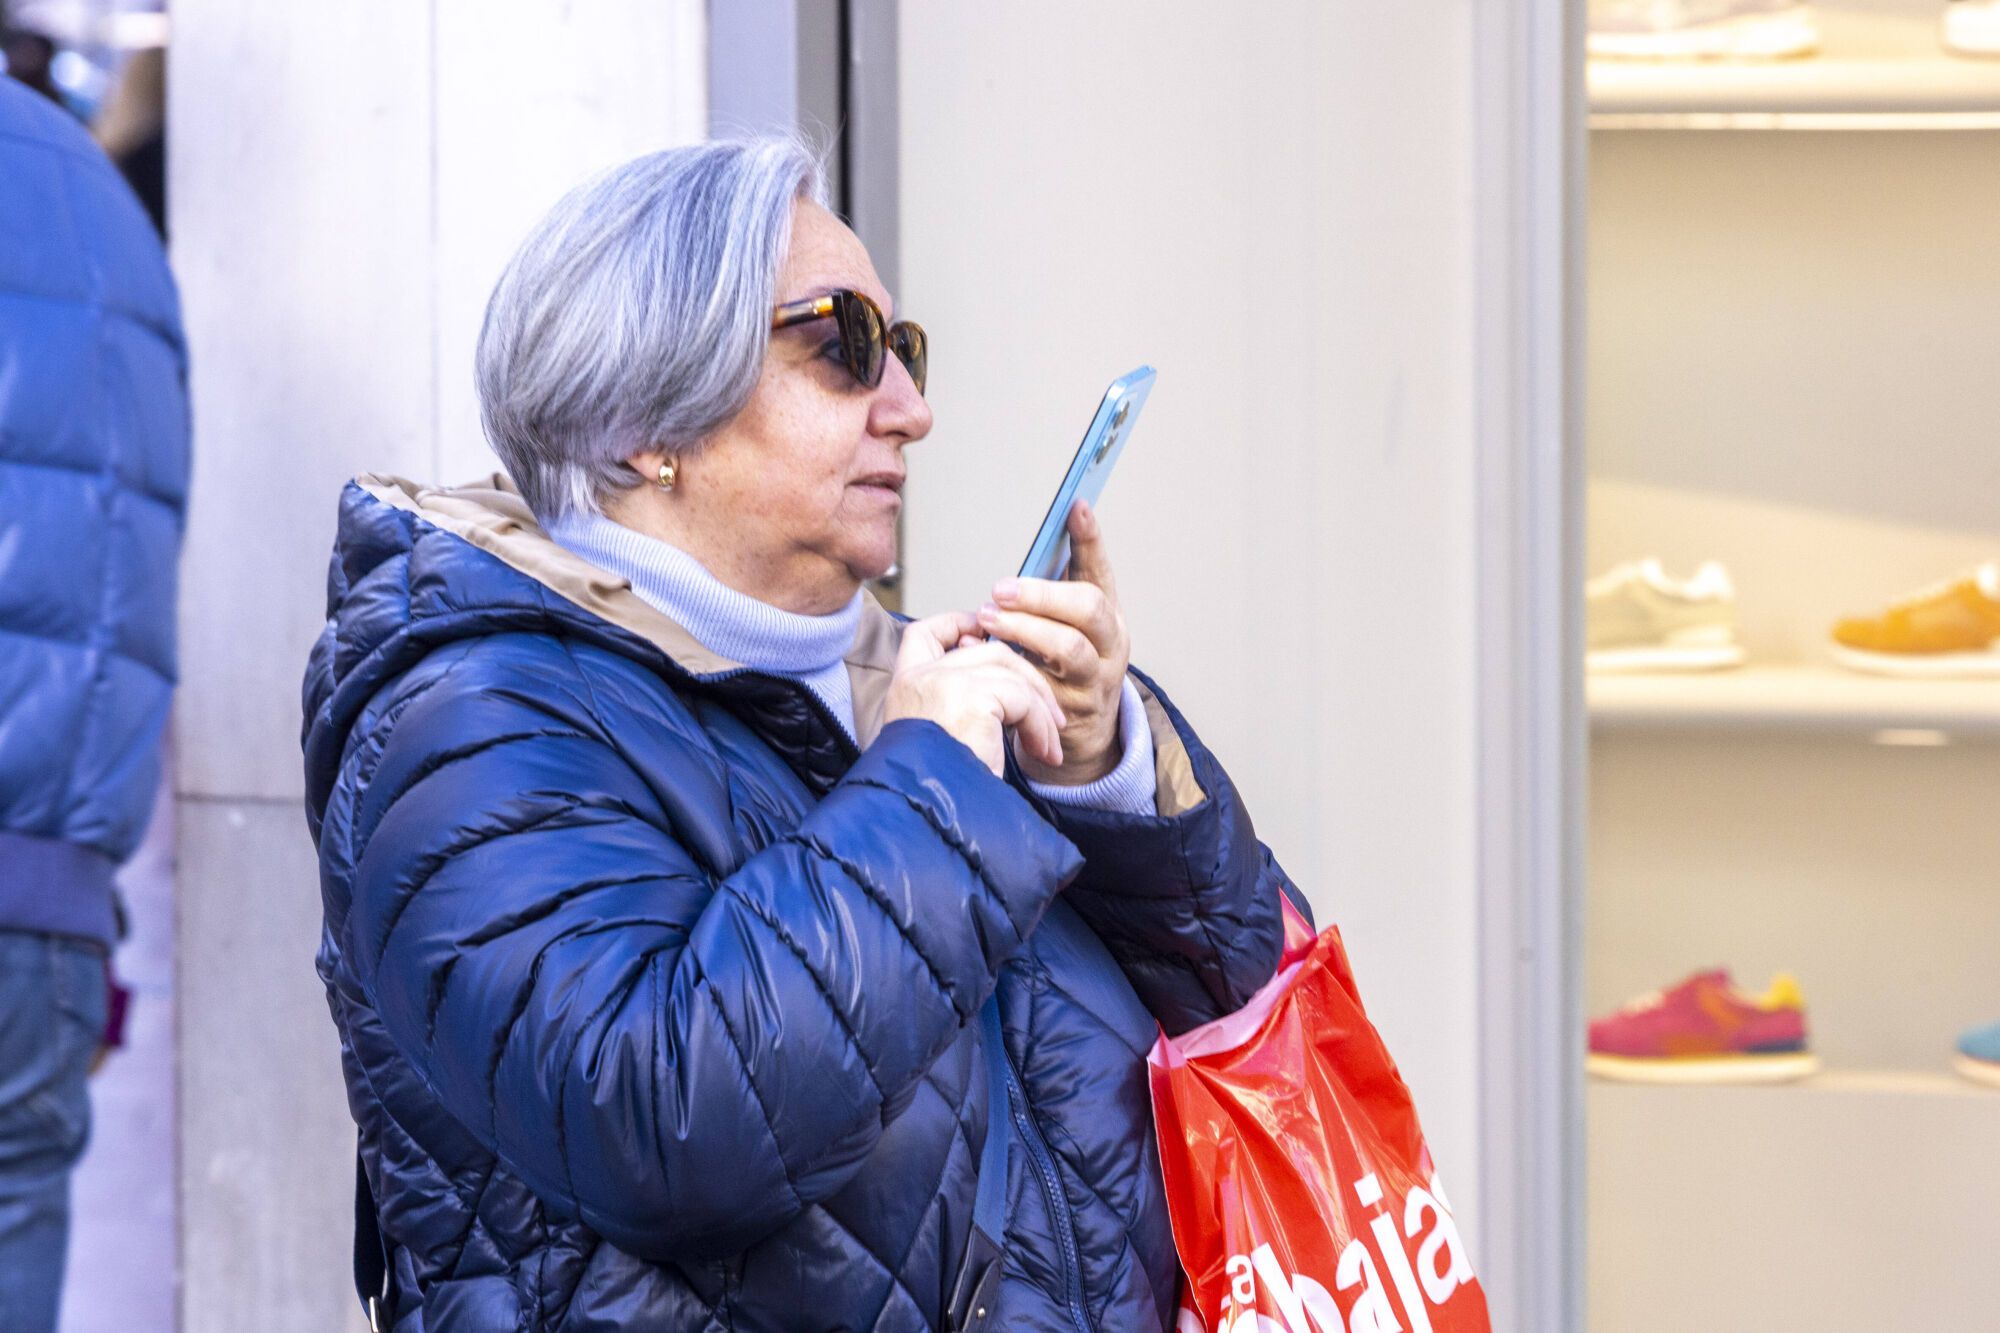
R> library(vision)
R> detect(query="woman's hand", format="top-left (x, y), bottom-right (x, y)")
top-left (975, 500), bottom-right (1131, 786)
top-left (883, 610), bottom-right (1068, 777)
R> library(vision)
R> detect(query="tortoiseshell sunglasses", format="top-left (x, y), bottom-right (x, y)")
top-left (770, 289), bottom-right (927, 395)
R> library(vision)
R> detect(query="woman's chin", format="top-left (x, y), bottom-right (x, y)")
top-left (845, 551), bottom-right (897, 587)
top-left (836, 527), bottom-right (899, 587)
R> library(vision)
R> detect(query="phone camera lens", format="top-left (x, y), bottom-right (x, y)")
top-left (1113, 401), bottom-right (1131, 427)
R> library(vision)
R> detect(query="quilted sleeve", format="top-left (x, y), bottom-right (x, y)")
top-left (338, 654), bottom-right (1081, 1262)
top-left (1019, 667), bottom-right (1299, 1036)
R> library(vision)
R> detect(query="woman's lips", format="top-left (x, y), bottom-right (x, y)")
top-left (851, 476), bottom-right (904, 502)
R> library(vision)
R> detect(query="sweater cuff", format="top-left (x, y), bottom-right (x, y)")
top-left (1025, 677), bottom-right (1158, 817)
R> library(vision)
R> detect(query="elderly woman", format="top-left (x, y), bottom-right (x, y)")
top-left (303, 139), bottom-right (1297, 1332)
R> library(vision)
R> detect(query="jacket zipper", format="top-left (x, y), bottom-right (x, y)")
top-left (702, 669), bottom-right (856, 747)
top-left (752, 674), bottom-right (1092, 1327)
top-left (1002, 1050), bottom-right (1094, 1333)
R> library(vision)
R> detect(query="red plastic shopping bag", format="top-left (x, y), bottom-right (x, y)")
top-left (1149, 901), bottom-right (1491, 1333)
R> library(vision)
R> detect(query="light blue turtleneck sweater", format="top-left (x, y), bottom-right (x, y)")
top-left (548, 513), bottom-right (1157, 815)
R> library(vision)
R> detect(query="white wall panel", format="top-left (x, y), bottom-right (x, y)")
top-left (169, 4), bottom-right (706, 1328)
top-left (176, 800), bottom-right (366, 1333)
top-left (172, 0), bottom-right (437, 803)
top-left (897, 0), bottom-right (1485, 1219)
top-left (432, 0), bottom-right (708, 479)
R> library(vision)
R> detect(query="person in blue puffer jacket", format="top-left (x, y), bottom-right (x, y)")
top-left (0, 77), bottom-right (189, 1332)
top-left (302, 138), bottom-right (1300, 1332)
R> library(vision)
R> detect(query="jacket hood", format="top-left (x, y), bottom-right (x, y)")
top-left (301, 474), bottom-right (903, 825)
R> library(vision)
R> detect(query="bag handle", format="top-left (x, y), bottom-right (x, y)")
top-left (946, 995), bottom-right (1010, 1333)
top-left (354, 1147), bottom-right (393, 1331)
top-left (1280, 890), bottom-right (1317, 963)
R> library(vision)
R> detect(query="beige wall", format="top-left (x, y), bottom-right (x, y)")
top-left (169, 3), bottom-right (705, 1326)
top-left (1588, 130), bottom-right (2000, 657)
top-left (897, 0), bottom-right (1487, 1220)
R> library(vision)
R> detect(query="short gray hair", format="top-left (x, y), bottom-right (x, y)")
top-left (475, 138), bottom-right (829, 521)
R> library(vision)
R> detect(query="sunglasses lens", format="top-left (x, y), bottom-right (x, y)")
top-left (837, 293), bottom-right (886, 388)
top-left (889, 322), bottom-right (927, 396)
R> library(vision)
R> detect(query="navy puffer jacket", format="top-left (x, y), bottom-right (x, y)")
top-left (302, 476), bottom-right (1296, 1331)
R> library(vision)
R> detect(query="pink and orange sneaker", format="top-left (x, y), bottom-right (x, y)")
top-left (1588, 968), bottom-right (1819, 1084)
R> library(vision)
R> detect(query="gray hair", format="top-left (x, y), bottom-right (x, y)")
top-left (475, 137), bottom-right (829, 521)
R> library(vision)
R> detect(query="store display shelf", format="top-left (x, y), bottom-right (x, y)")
top-left (1596, 1065), bottom-right (1981, 1096)
top-left (1589, 6), bottom-right (2000, 130)
top-left (1590, 1069), bottom-right (2000, 1330)
top-left (1588, 663), bottom-right (2000, 739)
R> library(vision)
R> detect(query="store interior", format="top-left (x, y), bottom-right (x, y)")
top-left (1583, 1), bottom-right (2000, 1327)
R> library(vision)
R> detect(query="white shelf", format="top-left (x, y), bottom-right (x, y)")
top-left (1590, 5), bottom-right (2000, 129)
top-left (1590, 1068), bottom-right (2000, 1331)
top-left (1594, 1065), bottom-right (1982, 1096)
top-left (1588, 663), bottom-right (2000, 739)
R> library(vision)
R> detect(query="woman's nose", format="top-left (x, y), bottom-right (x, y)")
top-left (872, 354), bottom-right (933, 442)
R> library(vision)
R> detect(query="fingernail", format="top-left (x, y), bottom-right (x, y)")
top-left (993, 578), bottom-right (1020, 603)
top-left (978, 601), bottom-right (999, 621)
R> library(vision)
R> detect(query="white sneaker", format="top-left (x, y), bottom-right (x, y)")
top-left (1588, 559), bottom-right (1747, 673)
top-left (1588, 0), bottom-right (1820, 60)
top-left (1944, 0), bottom-right (2000, 57)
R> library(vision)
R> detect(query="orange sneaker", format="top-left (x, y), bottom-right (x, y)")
top-left (1831, 563), bottom-right (2000, 677)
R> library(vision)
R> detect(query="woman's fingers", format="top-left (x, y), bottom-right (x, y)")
top-left (990, 563), bottom-right (1123, 659)
top-left (949, 641), bottom-right (1068, 725)
top-left (931, 608), bottom-right (985, 650)
top-left (1063, 498), bottom-right (1120, 605)
top-left (1002, 649), bottom-right (1069, 737)
top-left (988, 498), bottom-right (1128, 652)
top-left (888, 633), bottom-right (1068, 771)
top-left (974, 605), bottom-right (1095, 682)
top-left (945, 642), bottom-right (1067, 762)
top-left (993, 665), bottom-right (1065, 767)
top-left (887, 616), bottom-right (1068, 775)
top-left (895, 609), bottom-right (982, 670)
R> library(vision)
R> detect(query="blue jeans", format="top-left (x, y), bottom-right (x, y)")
top-left (0, 931), bottom-right (104, 1333)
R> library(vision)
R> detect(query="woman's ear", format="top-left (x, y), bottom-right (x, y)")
top-left (625, 446), bottom-right (668, 479)
top-left (624, 446), bottom-right (683, 493)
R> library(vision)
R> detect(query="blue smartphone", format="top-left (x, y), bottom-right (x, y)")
top-left (1017, 366), bottom-right (1156, 582)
